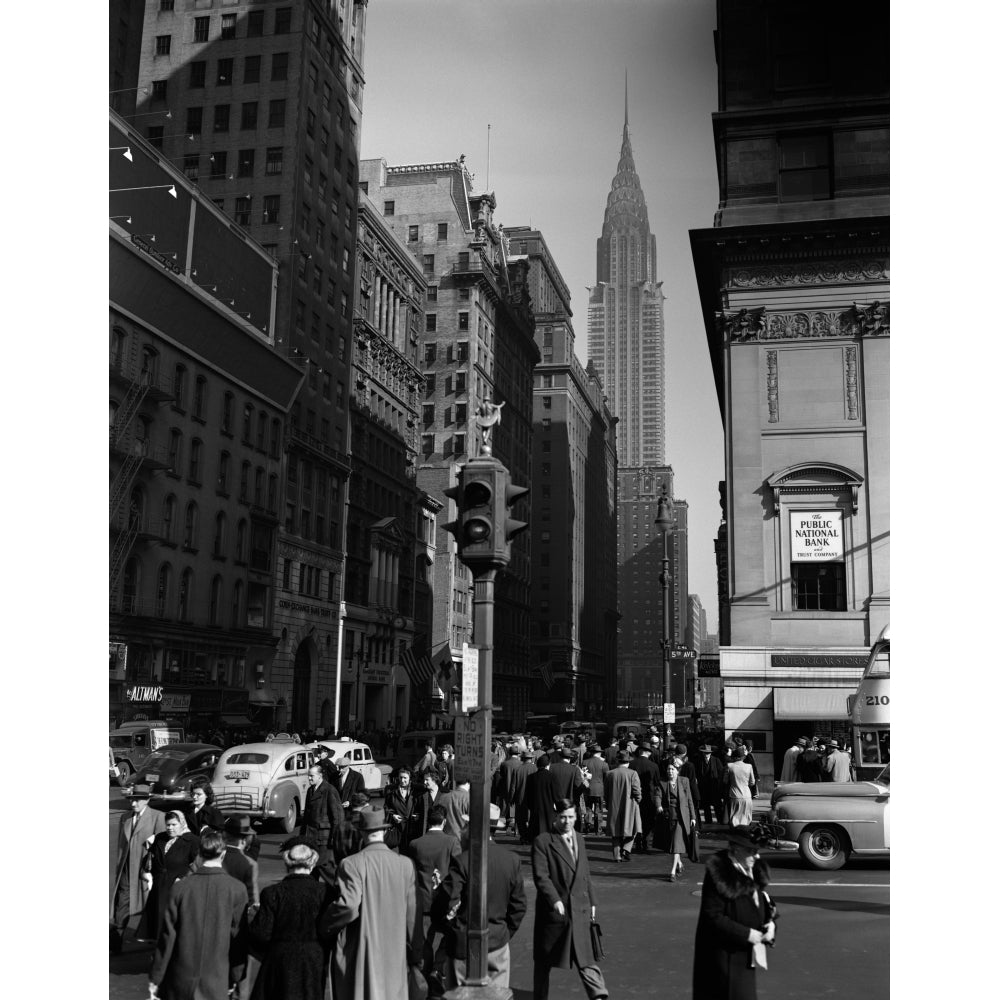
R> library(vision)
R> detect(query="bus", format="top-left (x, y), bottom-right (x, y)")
top-left (849, 625), bottom-right (890, 782)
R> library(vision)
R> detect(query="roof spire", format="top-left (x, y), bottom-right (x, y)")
top-left (624, 69), bottom-right (629, 129)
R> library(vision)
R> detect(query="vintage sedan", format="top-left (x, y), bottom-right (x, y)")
top-left (211, 738), bottom-right (317, 833)
top-left (308, 738), bottom-right (391, 794)
top-left (769, 764), bottom-right (890, 870)
top-left (122, 743), bottom-right (224, 804)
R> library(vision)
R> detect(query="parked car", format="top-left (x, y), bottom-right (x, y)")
top-left (210, 738), bottom-right (316, 833)
top-left (122, 744), bottom-right (223, 805)
top-left (109, 721), bottom-right (185, 781)
top-left (768, 764), bottom-right (890, 870)
top-left (308, 738), bottom-right (391, 794)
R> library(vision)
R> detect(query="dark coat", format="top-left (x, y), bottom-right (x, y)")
top-left (189, 803), bottom-right (225, 834)
top-left (300, 780), bottom-right (345, 845)
top-left (407, 828), bottom-right (460, 915)
top-left (435, 839), bottom-right (527, 958)
top-left (150, 867), bottom-right (248, 1000)
top-left (383, 785), bottom-right (418, 852)
top-left (143, 831), bottom-right (201, 941)
top-left (677, 759), bottom-right (701, 807)
top-left (651, 776), bottom-right (698, 854)
top-left (693, 851), bottom-right (773, 1000)
top-left (692, 754), bottom-right (726, 798)
top-left (510, 759), bottom-right (534, 806)
top-left (335, 767), bottom-right (366, 803)
top-left (795, 749), bottom-right (825, 783)
top-left (222, 847), bottom-right (258, 906)
top-left (630, 755), bottom-right (661, 828)
top-left (249, 873), bottom-right (329, 1000)
top-left (549, 759), bottom-right (581, 802)
top-left (497, 756), bottom-right (520, 804)
top-left (525, 768), bottom-right (562, 840)
top-left (531, 831), bottom-right (598, 969)
top-left (412, 788), bottom-right (443, 838)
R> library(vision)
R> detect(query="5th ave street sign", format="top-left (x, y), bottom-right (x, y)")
top-left (671, 649), bottom-right (697, 660)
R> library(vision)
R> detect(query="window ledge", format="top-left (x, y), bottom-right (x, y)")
top-left (192, 415), bottom-right (206, 426)
top-left (771, 611), bottom-right (867, 620)
top-left (182, 546), bottom-right (198, 555)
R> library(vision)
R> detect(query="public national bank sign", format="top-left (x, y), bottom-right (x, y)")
top-left (790, 511), bottom-right (843, 562)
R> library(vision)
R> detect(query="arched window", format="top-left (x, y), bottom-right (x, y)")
top-left (240, 461), bottom-right (251, 502)
top-left (134, 416), bottom-right (151, 457)
top-left (268, 474), bottom-right (278, 512)
top-left (210, 575), bottom-right (223, 626)
top-left (122, 557), bottom-right (141, 614)
top-left (162, 495), bottom-right (176, 542)
top-left (155, 563), bottom-right (172, 617)
top-left (183, 501), bottom-right (198, 549)
top-left (193, 376), bottom-right (207, 419)
top-left (128, 486), bottom-right (145, 531)
top-left (236, 519), bottom-right (248, 562)
top-left (140, 346), bottom-right (158, 383)
top-left (257, 411), bottom-right (268, 450)
top-left (242, 403), bottom-right (254, 443)
top-left (110, 327), bottom-right (128, 370)
top-left (109, 399), bottom-right (119, 429)
top-left (168, 428), bottom-right (183, 472)
top-left (188, 438), bottom-right (203, 483)
top-left (213, 511), bottom-right (226, 557)
top-left (231, 579), bottom-right (244, 628)
top-left (222, 391), bottom-right (234, 434)
top-left (178, 568), bottom-right (193, 620)
top-left (217, 451), bottom-right (230, 493)
top-left (173, 364), bottom-right (188, 409)
top-left (270, 418), bottom-right (281, 458)
top-left (254, 466), bottom-right (264, 505)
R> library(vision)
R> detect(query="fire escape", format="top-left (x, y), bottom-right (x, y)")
top-left (109, 340), bottom-right (173, 599)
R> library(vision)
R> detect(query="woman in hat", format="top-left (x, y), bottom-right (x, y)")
top-left (141, 810), bottom-right (200, 941)
top-left (652, 760), bottom-right (697, 880)
top-left (250, 843), bottom-right (330, 1000)
top-left (188, 777), bottom-right (225, 834)
top-left (693, 826), bottom-right (777, 1000)
top-left (726, 747), bottom-right (755, 828)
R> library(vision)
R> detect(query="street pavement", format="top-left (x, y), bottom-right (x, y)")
top-left (109, 789), bottom-right (889, 999)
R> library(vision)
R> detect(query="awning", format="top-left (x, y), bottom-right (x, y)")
top-left (773, 687), bottom-right (855, 720)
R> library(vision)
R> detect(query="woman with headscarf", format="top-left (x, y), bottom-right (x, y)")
top-left (188, 777), bottom-right (225, 834)
top-left (693, 826), bottom-right (777, 1000)
top-left (726, 747), bottom-right (755, 828)
top-left (140, 810), bottom-right (200, 941)
top-left (383, 766), bottom-right (418, 853)
top-left (652, 759), bottom-right (698, 881)
top-left (249, 843), bottom-right (329, 1000)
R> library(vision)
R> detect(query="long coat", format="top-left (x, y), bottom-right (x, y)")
top-left (693, 851), bottom-right (773, 1000)
top-left (142, 830), bottom-right (201, 940)
top-left (604, 765), bottom-right (641, 838)
top-left (584, 754), bottom-right (609, 799)
top-left (531, 830), bottom-right (599, 969)
top-left (383, 785), bottom-right (419, 852)
top-left (319, 842), bottom-right (417, 1000)
top-left (651, 776), bottom-right (697, 854)
top-left (497, 755), bottom-right (520, 806)
top-left (150, 867), bottom-right (249, 1000)
top-left (407, 828), bottom-right (460, 915)
top-left (549, 759), bottom-right (581, 802)
top-left (336, 767), bottom-right (366, 803)
top-left (301, 780), bottom-right (345, 846)
top-left (692, 754), bottom-right (726, 801)
top-left (630, 755), bottom-right (661, 834)
top-left (249, 873), bottom-right (330, 1000)
top-left (112, 805), bottom-right (167, 920)
top-left (525, 768), bottom-right (562, 840)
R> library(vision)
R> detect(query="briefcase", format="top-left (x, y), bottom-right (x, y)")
top-left (590, 920), bottom-right (605, 961)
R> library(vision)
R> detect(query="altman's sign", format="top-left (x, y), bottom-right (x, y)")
top-left (790, 511), bottom-right (843, 562)
top-left (126, 685), bottom-right (163, 703)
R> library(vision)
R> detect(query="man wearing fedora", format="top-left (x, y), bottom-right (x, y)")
top-left (221, 815), bottom-right (259, 909)
top-left (110, 783), bottom-right (166, 953)
top-left (320, 808), bottom-right (419, 1000)
top-left (629, 742), bottom-right (660, 852)
top-left (692, 744), bottom-right (726, 826)
top-left (824, 739), bottom-right (854, 782)
top-left (334, 755), bottom-right (367, 804)
top-left (301, 763), bottom-right (345, 867)
top-left (605, 748), bottom-right (641, 862)
top-left (779, 737), bottom-right (808, 784)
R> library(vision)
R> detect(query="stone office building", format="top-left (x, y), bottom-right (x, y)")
top-left (690, 0), bottom-right (889, 786)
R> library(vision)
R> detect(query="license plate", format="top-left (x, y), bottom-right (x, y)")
top-left (225, 770), bottom-right (250, 781)
top-left (146, 774), bottom-right (159, 781)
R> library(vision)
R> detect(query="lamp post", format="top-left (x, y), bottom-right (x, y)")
top-left (354, 638), bottom-right (367, 736)
top-left (655, 494), bottom-right (673, 741)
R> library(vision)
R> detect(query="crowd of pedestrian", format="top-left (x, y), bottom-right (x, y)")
top-left (112, 724), bottom-right (802, 999)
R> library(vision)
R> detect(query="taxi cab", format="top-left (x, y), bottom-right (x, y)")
top-left (211, 738), bottom-right (315, 833)
top-left (308, 737), bottom-right (391, 793)
top-left (769, 764), bottom-right (890, 870)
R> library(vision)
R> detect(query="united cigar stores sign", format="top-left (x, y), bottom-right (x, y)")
top-left (790, 511), bottom-right (843, 562)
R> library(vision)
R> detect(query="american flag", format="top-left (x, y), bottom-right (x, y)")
top-left (538, 661), bottom-right (555, 690)
top-left (401, 635), bottom-right (435, 686)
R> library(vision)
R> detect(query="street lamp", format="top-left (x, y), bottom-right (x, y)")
top-left (655, 494), bottom-right (672, 740)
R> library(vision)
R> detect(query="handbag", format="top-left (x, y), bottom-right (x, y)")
top-left (687, 825), bottom-right (701, 863)
top-left (589, 920), bottom-right (605, 961)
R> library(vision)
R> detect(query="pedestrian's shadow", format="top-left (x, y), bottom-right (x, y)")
top-left (511, 989), bottom-right (533, 1000)
top-left (774, 894), bottom-right (889, 916)
top-left (109, 946), bottom-right (154, 977)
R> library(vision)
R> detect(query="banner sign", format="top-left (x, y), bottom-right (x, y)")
top-left (790, 511), bottom-right (843, 561)
top-left (461, 643), bottom-right (479, 712)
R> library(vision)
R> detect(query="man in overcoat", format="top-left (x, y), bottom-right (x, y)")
top-left (604, 750), bottom-right (641, 862)
top-left (550, 747), bottom-right (582, 805)
top-left (110, 782), bottom-right (166, 952)
top-left (334, 755), bottom-right (367, 801)
top-left (511, 749), bottom-right (536, 843)
top-left (301, 764), bottom-right (345, 866)
top-left (319, 808), bottom-right (419, 1000)
top-left (531, 799), bottom-right (609, 1000)
top-left (496, 747), bottom-right (521, 833)
top-left (582, 745), bottom-right (609, 835)
top-left (149, 829), bottom-right (249, 1000)
top-left (629, 743), bottom-right (660, 852)
top-left (693, 826), bottom-right (776, 1000)
top-left (692, 744), bottom-right (727, 825)
top-left (525, 754), bottom-right (562, 842)
top-left (779, 737), bottom-right (808, 783)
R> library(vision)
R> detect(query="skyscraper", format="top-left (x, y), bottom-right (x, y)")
top-left (587, 94), bottom-right (665, 467)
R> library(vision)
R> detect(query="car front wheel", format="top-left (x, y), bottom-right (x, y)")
top-left (798, 825), bottom-right (849, 870)
top-left (116, 762), bottom-right (133, 783)
top-left (280, 798), bottom-right (299, 834)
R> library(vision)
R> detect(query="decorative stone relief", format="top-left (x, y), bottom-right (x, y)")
top-left (719, 307), bottom-right (766, 341)
top-left (850, 300), bottom-right (889, 336)
top-left (844, 346), bottom-right (859, 420)
top-left (720, 302), bottom-right (890, 342)
top-left (766, 351), bottom-right (779, 423)
top-left (724, 259), bottom-right (888, 288)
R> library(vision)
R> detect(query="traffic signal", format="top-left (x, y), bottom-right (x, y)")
top-left (504, 481), bottom-right (529, 547)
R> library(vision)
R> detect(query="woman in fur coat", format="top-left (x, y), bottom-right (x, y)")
top-left (693, 826), bottom-right (777, 1000)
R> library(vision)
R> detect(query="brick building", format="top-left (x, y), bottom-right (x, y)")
top-left (110, 113), bottom-right (302, 733)
top-left (690, 0), bottom-right (889, 787)
top-left (129, 0), bottom-right (371, 732)
top-left (359, 157), bottom-right (539, 729)
top-left (504, 226), bottom-right (618, 720)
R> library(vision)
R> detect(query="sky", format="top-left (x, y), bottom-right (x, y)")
top-left (360, 0), bottom-right (723, 631)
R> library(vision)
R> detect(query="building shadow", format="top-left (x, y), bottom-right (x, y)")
top-left (773, 894), bottom-right (889, 916)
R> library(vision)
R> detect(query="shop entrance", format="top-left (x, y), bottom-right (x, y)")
top-left (772, 718), bottom-right (852, 778)
top-left (291, 639), bottom-right (316, 732)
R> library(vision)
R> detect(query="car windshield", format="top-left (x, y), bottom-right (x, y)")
top-left (110, 736), bottom-right (133, 749)
top-left (225, 752), bottom-right (270, 765)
